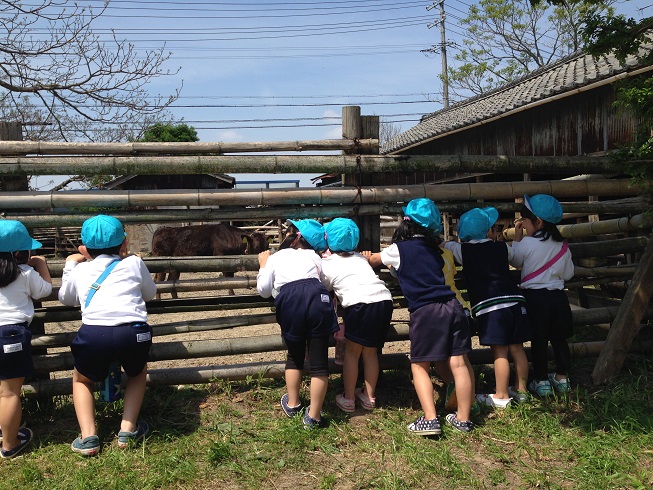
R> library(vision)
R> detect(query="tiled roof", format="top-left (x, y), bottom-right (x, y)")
top-left (382, 46), bottom-right (653, 154)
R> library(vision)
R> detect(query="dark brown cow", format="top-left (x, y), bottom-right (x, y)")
top-left (151, 224), bottom-right (269, 298)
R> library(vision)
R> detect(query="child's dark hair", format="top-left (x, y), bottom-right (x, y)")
top-left (520, 205), bottom-right (564, 242)
top-left (279, 224), bottom-right (314, 251)
top-left (391, 219), bottom-right (442, 253)
top-left (0, 252), bottom-right (20, 288)
top-left (85, 244), bottom-right (123, 258)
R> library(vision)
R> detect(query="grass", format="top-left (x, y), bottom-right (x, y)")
top-left (2, 357), bottom-right (653, 489)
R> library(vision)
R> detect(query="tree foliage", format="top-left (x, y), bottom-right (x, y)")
top-left (446, 0), bottom-right (614, 98)
top-left (0, 0), bottom-right (180, 142)
top-left (139, 123), bottom-right (199, 143)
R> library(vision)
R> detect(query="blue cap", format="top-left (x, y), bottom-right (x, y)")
top-left (325, 218), bottom-right (360, 252)
top-left (287, 219), bottom-right (326, 251)
top-left (524, 194), bottom-right (563, 224)
top-left (458, 207), bottom-right (499, 241)
top-left (81, 215), bottom-right (126, 249)
top-left (0, 221), bottom-right (42, 252)
top-left (402, 198), bottom-right (442, 234)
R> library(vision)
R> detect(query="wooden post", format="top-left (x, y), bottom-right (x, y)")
top-left (341, 107), bottom-right (381, 251)
top-left (592, 233), bottom-right (653, 384)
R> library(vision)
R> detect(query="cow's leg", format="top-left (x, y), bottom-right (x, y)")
top-left (153, 272), bottom-right (166, 300)
top-left (223, 271), bottom-right (235, 296)
top-left (168, 271), bottom-right (180, 299)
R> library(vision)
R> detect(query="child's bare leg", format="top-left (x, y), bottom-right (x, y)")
top-left (449, 355), bottom-right (474, 421)
top-left (308, 375), bottom-right (328, 420)
top-left (120, 366), bottom-right (147, 433)
top-left (361, 346), bottom-right (379, 398)
top-left (0, 378), bottom-right (24, 451)
top-left (342, 341), bottom-right (362, 399)
top-left (411, 362), bottom-right (437, 419)
top-left (285, 369), bottom-right (303, 407)
top-left (508, 344), bottom-right (529, 392)
top-left (435, 360), bottom-right (453, 385)
top-left (491, 345), bottom-right (510, 399)
top-left (72, 368), bottom-right (97, 438)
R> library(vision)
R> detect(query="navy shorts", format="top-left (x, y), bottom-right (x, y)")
top-left (71, 322), bottom-right (153, 382)
top-left (477, 303), bottom-right (531, 346)
top-left (409, 299), bottom-right (471, 362)
top-left (0, 323), bottom-right (33, 380)
top-left (342, 300), bottom-right (393, 348)
top-left (522, 289), bottom-right (573, 340)
top-left (274, 278), bottom-right (339, 342)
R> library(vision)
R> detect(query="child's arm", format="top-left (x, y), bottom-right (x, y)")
top-left (256, 251), bottom-right (274, 298)
top-left (513, 221), bottom-right (525, 242)
top-left (27, 255), bottom-right (52, 284)
top-left (362, 251), bottom-right (383, 268)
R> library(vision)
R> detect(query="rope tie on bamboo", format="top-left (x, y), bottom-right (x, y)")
top-left (353, 153), bottom-right (364, 205)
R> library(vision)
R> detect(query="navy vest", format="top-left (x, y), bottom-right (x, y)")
top-left (460, 241), bottom-right (525, 316)
top-left (395, 239), bottom-right (455, 312)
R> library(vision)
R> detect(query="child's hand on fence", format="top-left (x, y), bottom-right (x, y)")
top-left (258, 250), bottom-right (271, 267)
top-left (67, 251), bottom-right (88, 263)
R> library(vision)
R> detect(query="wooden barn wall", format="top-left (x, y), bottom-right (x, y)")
top-left (401, 85), bottom-right (636, 158)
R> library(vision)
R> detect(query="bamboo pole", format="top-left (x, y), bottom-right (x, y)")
top-left (503, 214), bottom-right (651, 240)
top-left (0, 139), bottom-right (379, 155)
top-left (593, 233), bottom-right (653, 384)
top-left (7, 197), bottom-right (649, 228)
top-left (0, 179), bottom-right (637, 209)
top-left (23, 338), bottom-right (652, 397)
top-left (0, 154), bottom-right (619, 177)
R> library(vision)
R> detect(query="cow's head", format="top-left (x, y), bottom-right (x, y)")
top-left (242, 232), bottom-right (269, 254)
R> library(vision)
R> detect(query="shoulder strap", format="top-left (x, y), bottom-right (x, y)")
top-left (521, 242), bottom-right (568, 284)
top-left (85, 259), bottom-right (120, 308)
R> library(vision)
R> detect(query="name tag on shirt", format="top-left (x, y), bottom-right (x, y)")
top-left (136, 332), bottom-right (151, 343)
top-left (3, 342), bottom-right (23, 354)
top-left (321, 294), bottom-right (330, 303)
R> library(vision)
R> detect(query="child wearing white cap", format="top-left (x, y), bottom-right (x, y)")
top-left (367, 198), bottom-right (476, 435)
top-left (320, 218), bottom-right (393, 413)
top-left (58, 215), bottom-right (157, 456)
top-left (257, 219), bottom-right (339, 428)
top-left (0, 221), bottom-right (52, 458)
top-left (444, 207), bottom-right (531, 409)
top-left (512, 195), bottom-right (574, 396)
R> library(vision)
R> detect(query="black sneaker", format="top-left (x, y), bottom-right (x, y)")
top-left (302, 406), bottom-right (321, 429)
top-left (407, 415), bottom-right (442, 436)
top-left (445, 413), bottom-right (474, 433)
top-left (280, 393), bottom-right (303, 418)
top-left (0, 427), bottom-right (33, 459)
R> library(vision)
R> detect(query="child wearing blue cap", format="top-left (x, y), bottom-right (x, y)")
top-left (367, 198), bottom-right (476, 434)
top-left (320, 218), bottom-right (393, 413)
top-left (257, 219), bottom-right (339, 428)
top-left (512, 195), bottom-right (574, 396)
top-left (0, 221), bottom-right (52, 458)
top-left (443, 207), bottom-right (531, 408)
top-left (58, 215), bottom-right (157, 456)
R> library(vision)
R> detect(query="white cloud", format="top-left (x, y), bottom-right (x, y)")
top-left (215, 130), bottom-right (244, 141)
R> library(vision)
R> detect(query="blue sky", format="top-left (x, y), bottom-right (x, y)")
top-left (31, 0), bottom-right (649, 189)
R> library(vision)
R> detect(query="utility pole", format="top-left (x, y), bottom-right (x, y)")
top-left (424, 0), bottom-right (449, 108)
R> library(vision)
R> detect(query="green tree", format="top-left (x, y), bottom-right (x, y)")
top-left (0, 0), bottom-right (180, 142)
top-left (446, 0), bottom-right (614, 98)
top-left (139, 123), bottom-right (199, 143)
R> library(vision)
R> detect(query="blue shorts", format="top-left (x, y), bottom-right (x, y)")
top-left (342, 300), bottom-right (393, 348)
top-left (71, 322), bottom-right (153, 382)
top-left (409, 299), bottom-right (471, 362)
top-left (477, 304), bottom-right (531, 346)
top-left (274, 278), bottom-right (339, 342)
top-left (0, 323), bottom-right (33, 380)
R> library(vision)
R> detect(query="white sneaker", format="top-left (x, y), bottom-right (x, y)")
top-left (475, 393), bottom-right (512, 409)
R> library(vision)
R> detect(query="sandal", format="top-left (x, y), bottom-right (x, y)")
top-left (335, 393), bottom-right (355, 413)
top-left (355, 387), bottom-right (376, 410)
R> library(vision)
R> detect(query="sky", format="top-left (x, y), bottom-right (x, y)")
top-left (28, 0), bottom-right (650, 190)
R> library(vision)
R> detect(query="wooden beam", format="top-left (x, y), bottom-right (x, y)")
top-left (592, 233), bottom-right (653, 384)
